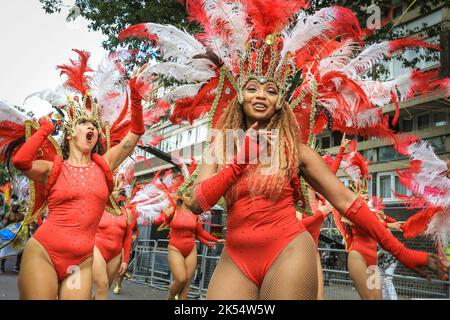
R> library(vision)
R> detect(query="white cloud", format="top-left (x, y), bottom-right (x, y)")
top-left (0, 0), bottom-right (108, 117)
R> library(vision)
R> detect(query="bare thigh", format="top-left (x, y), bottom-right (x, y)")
top-left (206, 250), bottom-right (259, 300)
top-left (106, 253), bottom-right (122, 287)
top-left (179, 247), bottom-right (197, 300)
top-left (260, 232), bottom-right (318, 300)
top-left (18, 238), bottom-right (58, 300)
top-left (168, 246), bottom-right (188, 284)
top-left (59, 256), bottom-right (94, 300)
top-left (347, 250), bottom-right (382, 300)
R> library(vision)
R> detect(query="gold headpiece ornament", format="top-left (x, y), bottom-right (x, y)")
top-left (62, 90), bottom-right (104, 138)
top-left (238, 34), bottom-right (296, 110)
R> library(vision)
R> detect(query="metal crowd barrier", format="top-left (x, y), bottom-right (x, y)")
top-left (130, 242), bottom-right (450, 300)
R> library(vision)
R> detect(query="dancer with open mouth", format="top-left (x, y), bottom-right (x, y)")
top-left (6, 49), bottom-right (147, 299)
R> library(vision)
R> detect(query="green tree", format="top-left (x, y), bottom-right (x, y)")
top-left (40, 0), bottom-right (446, 78)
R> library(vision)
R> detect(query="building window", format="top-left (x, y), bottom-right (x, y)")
top-left (197, 124), bottom-right (208, 143)
top-left (434, 112), bottom-right (448, 127)
top-left (426, 135), bottom-right (446, 153)
top-left (332, 131), bottom-right (343, 147)
top-left (377, 172), bottom-right (411, 201)
top-left (320, 136), bottom-right (331, 149)
top-left (394, 175), bottom-right (408, 196)
top-left (417, 113), bottom-right (430, 130)
top-left (379, 174), bottom-right (392, 199)
top-left (400, 118), bottom-right (413, 132)
top-left (378, 146), bottom-right (407, 162)
top-left (363, 149), bottom-right (375, 163)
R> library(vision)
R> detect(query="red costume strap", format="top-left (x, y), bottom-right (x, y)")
top-left (92, 153), bottom-right (114, 193)
top-left (344, 197), bottom-right (428, 269)
top-left (329, 146), bottom-right (345, 174)
top-left (12, 119), bottom-right (54, 171)
top-left (129, 78), bottom-right (145, 135)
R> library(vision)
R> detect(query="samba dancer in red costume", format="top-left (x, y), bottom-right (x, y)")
top-left (8, 50), bottom-right (147, 299)
top-left (92, 171), bottom-right (137, 300)
top-left (131, 165), bottom-right (221, 300)
top-left (120, 0), bottom-right (449, 299)
top-left (333, 149), bottom-right (403, 299)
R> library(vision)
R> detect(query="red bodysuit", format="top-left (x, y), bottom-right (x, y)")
top-left (302, 210), bottom-right (326, 249)
top-left (155, 208), bottom-right (219, 258)
top-left (33, 157), bottom-right (110, 281)
top-left (350, 224), bottom-right (378, 266)
top-left (225, 175), bottom-right (306, 287)
top-left (95, 208), bottom-right (130, 263)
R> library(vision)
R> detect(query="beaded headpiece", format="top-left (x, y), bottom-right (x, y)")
top-left (62, 91), bottom-right (103, 137)
top-left (237, 34), bottom-right (296, 109)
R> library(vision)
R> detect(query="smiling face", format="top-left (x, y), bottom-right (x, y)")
top-left (242, 80), bottom-right (279, 127)
top-left (66, 119), bottom-right (99, 154)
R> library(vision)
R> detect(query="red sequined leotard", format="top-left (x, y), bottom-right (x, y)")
top-left (33, 156), bottom-right (110, 281)
top-left (94, 208), bottom-right (128, 263)
top-left (225, 175), bottom-right (306, 287)
top-left (155, 208), bottom-right (219, 258)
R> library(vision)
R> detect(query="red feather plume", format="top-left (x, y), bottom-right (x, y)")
top-left (57, 49), bottom-right (93, 95)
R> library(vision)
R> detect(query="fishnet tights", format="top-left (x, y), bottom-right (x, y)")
top-left (206, 232), bottom-right (318, 300)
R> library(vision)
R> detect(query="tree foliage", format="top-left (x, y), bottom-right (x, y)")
top-left (40, 0), bottom-right (446, 77)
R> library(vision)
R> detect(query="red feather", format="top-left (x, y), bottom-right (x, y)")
top-left (118, 23), bottom-right (158, 42)
top-left (388, 36), bottom-right (441, 57)
top-left (244, 0), bottom-right (309, 39)
top-left (57, 49), bottom-right (93, 95)
top-left (401, 207), bottom-right (442, 239)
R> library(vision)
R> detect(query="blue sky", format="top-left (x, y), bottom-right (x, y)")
top-left (0, 0), bottom-right (108, 117)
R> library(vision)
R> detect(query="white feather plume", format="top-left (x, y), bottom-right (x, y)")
top-left (146, 62), bottom-right (214, 83)
top-left (25, 85), bottom-right (69, 107)
top-left (164, 83), bottom-right (205, 101)
top-left (407, 141), bottom-right (450, 208)
top-left (0, 101), bottom-right (29, 123)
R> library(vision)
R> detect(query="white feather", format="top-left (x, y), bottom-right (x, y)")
top-left (342, 42), bottom-right (390, 78)
top-left (164, 83), bottom-right (205, 101)
top-left (318, 39), bottom-right (358, 74)
top-left (282, 8), bottom-right (336, 57)
top-left (407, 141), bottom-right (450, 207)
top-left (146, 62), bottom-right (214, 83)
top-left (25, 85), bottom-right (69, 107)
top-left (0, 101), bottom-right (29, 123)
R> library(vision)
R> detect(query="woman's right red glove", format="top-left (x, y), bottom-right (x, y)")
top-left (194, 135), bottom-right (260, 212)
top-left (12, 118), bottom-right (54, 172)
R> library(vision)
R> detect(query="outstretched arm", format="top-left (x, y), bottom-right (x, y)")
top-left (103, 78), bottom-right (145, 172)
top-left (12, 118), bottom-right (54, 184)
top-left (298, 143), bottom-right (448, 279)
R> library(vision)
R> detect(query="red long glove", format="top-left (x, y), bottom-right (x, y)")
top-left (384, 215), bottom-right (398, 223)
top-left (344, 197), bottom-right (428, 269)
top-left (195, 223), bottom-right (219, 248)
top-left (194, 135), bottom-right (259, 212)
top-left (12, 119), bottom-right (54, 171)
top-left (129, 78), bottom-right (145, 135)
top-left (329, 146), bottom-right (345, 174)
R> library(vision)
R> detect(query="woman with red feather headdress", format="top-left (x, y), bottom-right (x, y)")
top-left (331, 145), bottom-right (403, 299)
top-left (130, 158), bottom-right (221, 300)
top-left (5, 49), bottom-right (148, 299)
top-left (120, 0), bottom-right (449, 299)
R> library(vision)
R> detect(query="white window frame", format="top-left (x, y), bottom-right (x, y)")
top-left (376, 171), bottom-right (412, 203)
